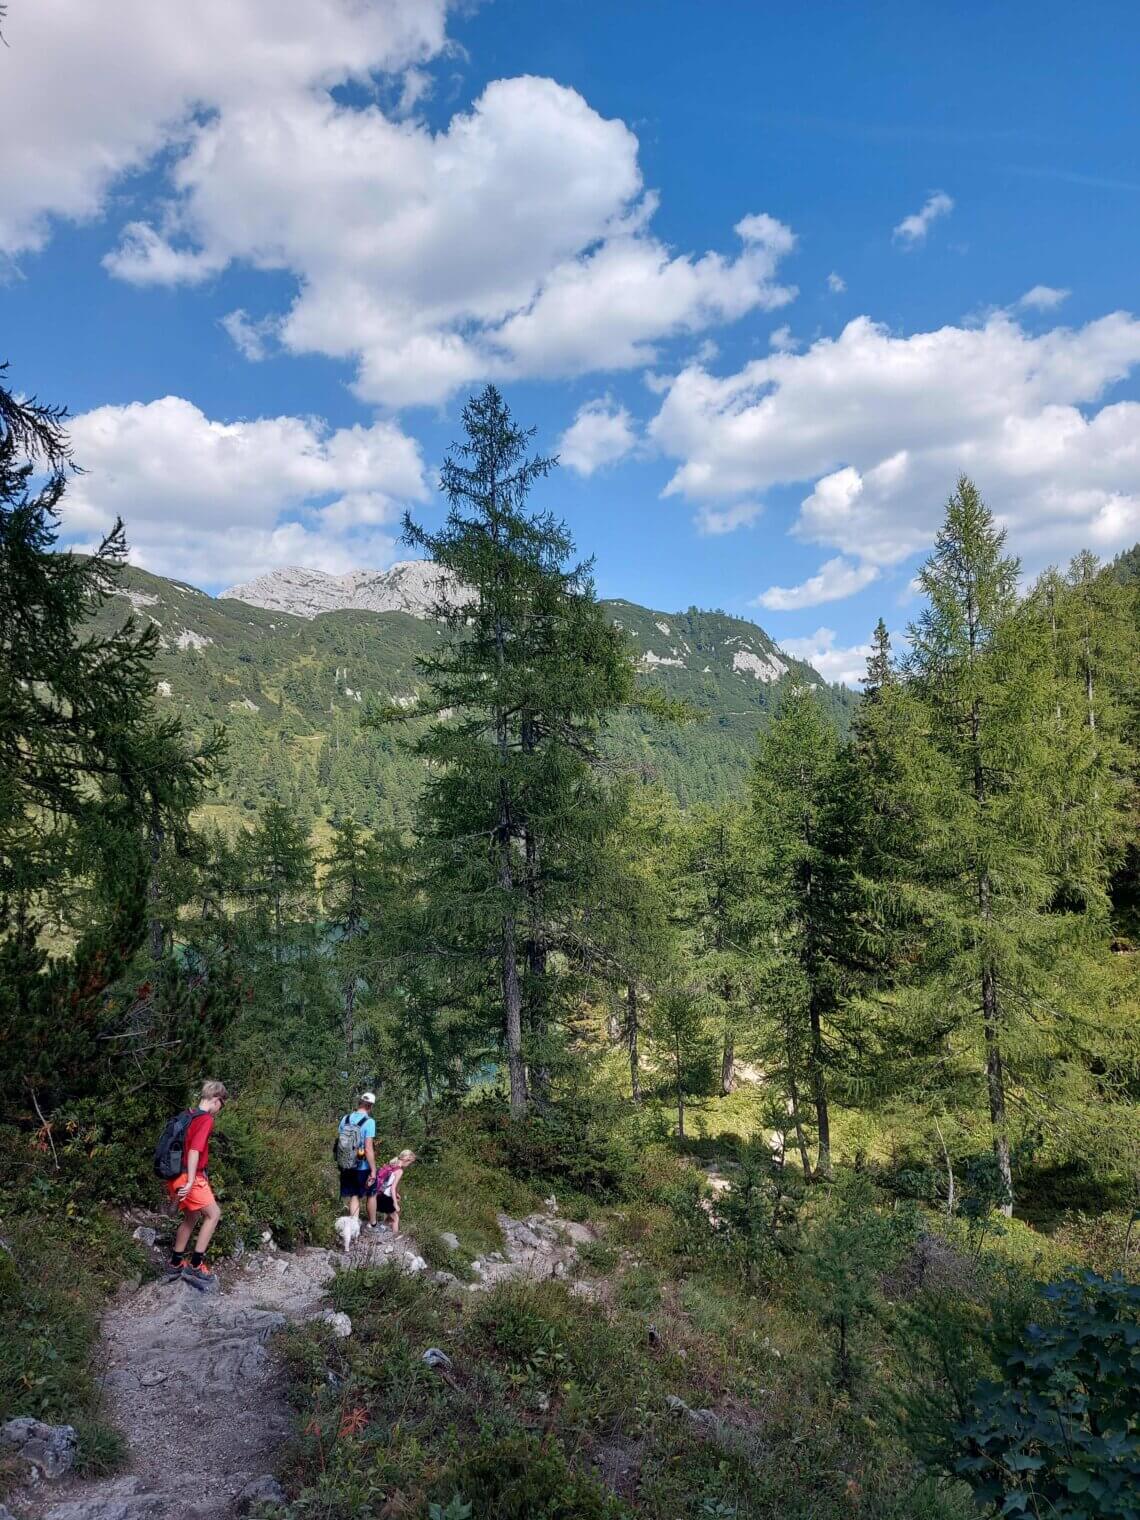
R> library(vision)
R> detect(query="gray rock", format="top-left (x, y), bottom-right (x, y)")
top-left (403, 1253), bottom-right (427, 1274)
top-left (422, 1347), bottom-right (453, 1371)
top-left (1, 1416), bottom-right (78, 1479)
top-left (511, 1225), bottom-right (542, 1250)
top-left (131, 1226), bottom-right (157, 1249)
top-left (236, 1474), bottom-right (286, 1514)
top-left (40, 1476), bottom-right (165, 1518)
top-left (0, 1504), bottom-right (18, 1520)
top-left (439, 1231), bottom-right (460, 1251)
top-left (557, 1221), bottom-right (595, 1247)
top-left (665, 1394), bottom-right (690, 1413)
top-left (319, 1310), bottom-right (352, 1338)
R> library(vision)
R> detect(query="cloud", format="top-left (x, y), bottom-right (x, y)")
top-left (695, 501), bottom-right (763, 535)
top-left (893, 191), bottom-right (954, 247)
top-left (650, 310), bottom-right (1140, 583)
top-left (0, 0), bottom-right (448, 256)
top-left (1017, 284), bottom-right (1071, 311)
top-left (827, 272), bottom-right (846, 293)
top-left (558, 398), bottom-right (637, 476)
top-left (777, 627), bottom-right (873, 689)
top-left (769, 324), bottom-right (799, 353)
top-left (220, 309), bottom-right (277, 362)
top-left (96, 68), bottom-right (794, 405)
top-left (754, 556), bottom-right (878, 610)
top-left (65, 396), bottom-right (428, 587)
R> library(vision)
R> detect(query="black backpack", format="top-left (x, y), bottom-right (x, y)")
top-left (153, 1109), bottom-right (195, 1180)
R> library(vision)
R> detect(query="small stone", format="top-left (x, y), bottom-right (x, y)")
top-left (260, 1230), bottom-right (273, 1244)
top-left (511, 1226), bottom-right (542, 1250)
top-left (275, 1260), bottom-right (289, 1276)
top-left (557, 1221), bottom-right (595, 1247)
top-left (403, 1254), bottom-right (427, 1274)
top-left (665, 1394), bottom-right (689, 1413)
top-left (131, 1226), bottom-right (157, 1248)
top-left (0, 1417), bottom-right (78, 1479)
top-left (236, 1474), bottom-right (286, 1514)
top-left (543, 1195), bottom-right (558, 1214)
top-left (422, 1347), bottom-right (453, 1370)
top-left (439, 1231), bottom-right (460, 1251)
top-left (319, 1310), bottom-right (352, 1338)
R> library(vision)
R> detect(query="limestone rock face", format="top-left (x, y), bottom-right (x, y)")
top-left (220, 561), bottom-right (463, 620)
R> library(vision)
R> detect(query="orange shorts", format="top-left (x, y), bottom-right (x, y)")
top-left (166, 1173), bottom-right (216, 1214)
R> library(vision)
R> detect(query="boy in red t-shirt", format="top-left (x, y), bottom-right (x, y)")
top-left (164, 1079), bottom-right (228, 1291)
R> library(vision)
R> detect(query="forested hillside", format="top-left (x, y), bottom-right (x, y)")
top-left (85, 566), bottom-right (856, 827)
top-left (4, 375), bottom-right (1139, 1520)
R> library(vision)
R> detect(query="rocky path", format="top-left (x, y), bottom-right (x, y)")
top-left (3, 1210), bottom-right (598, 1520)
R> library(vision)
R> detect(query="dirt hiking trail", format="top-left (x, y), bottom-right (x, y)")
top-left (9, 1210), bottom-right (598, 1520)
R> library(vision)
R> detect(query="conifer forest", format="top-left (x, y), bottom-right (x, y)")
top-left (2, 363), bottom-right (1138, 1520)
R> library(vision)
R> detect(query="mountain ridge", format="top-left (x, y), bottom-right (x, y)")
top-left (91, 562), bottom-right (858, 826)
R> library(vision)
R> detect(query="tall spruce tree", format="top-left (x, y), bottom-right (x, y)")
top-left (397, 386), bottom-right (635, 1116)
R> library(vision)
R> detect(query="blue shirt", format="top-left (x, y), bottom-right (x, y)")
top-left (342, 1110), bottom-right (376, 1171)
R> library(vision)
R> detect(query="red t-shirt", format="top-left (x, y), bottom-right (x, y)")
top-left (185, 1111), bottom-right (214, 1173)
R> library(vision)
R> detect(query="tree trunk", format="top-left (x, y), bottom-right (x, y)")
top-left (499, 801), bottom-right (527, 1119)
top-left (343, 977), bottom-right (356, 1066)
top-left (720, 1028), bottom-right (735, 1096)
top-left (147, 800), bottom-right (165, 964)
top-left (785, 1035), bottom-right (812, 1177)
top-left (983, 956), bottom-right (1013, 1216)
top-left (523, 815), bottom-right (551, 1107)
top-left (972, 692), bottom-right (1013, 1216)
top-left (627, 981), bottom-right (641, 1101)
top-left (809, 995), bottom-right (832, 1179)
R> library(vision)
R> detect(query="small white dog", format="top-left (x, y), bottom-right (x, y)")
top-left (333, 1214), bottom-right (360, 1253)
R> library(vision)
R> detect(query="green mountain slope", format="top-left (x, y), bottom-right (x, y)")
top-left (89, 564), bottom-right (859, 826)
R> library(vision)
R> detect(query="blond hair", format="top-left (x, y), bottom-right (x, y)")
top-left (200, 1079), bottom-right (229, 1102)
top-left (393, 1149), bottom-right (416, 1166)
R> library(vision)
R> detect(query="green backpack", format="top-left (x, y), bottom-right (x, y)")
top-left (334, 1113), bottom-right (365, 1170)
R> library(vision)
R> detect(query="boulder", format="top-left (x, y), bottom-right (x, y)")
top-left (236, 1474), bottom-right (287, 1514)
top-left (439, 1231), bottom-right (460, 1252)
top-left (318, 1310), bottom-right (352, 1338)
top-left (421, 1347), bottom-right (453, 1371)
top-left (557, 1221), bottom-right (595, 1247)
top-left (131, 1226), bottom-right (157, 1249)
top-left (0, 1416), bottom-right (78, 1479)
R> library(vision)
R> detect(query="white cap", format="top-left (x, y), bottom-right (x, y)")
top-left (359, 1091), bottom-right (376, 1105)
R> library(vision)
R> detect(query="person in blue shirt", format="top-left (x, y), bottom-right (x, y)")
top-left (337, 1092), bottom-right (378, 1229)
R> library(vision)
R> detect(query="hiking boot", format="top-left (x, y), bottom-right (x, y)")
top-left (181, 1260), bottom-right (219, 1292)
top-left (163, 1257), bottom-right (187, 1281)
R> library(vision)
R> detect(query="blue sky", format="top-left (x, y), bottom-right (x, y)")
top-left (2, 0), bottom-right (1138, 683)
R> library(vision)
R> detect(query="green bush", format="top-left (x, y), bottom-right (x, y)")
top-left (952, 1272), bottom-right (1140, 1518)
top-left (426, 1433), bottom-right (629, 1519)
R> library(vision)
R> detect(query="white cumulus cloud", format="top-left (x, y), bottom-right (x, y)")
top-left (1018, 284), bottom-right (1071, 311)
top-left (827, 272), bottom-right (846, 293)
top-left (558, 398), bottom-right (637, 477)
top-left (95, 71), bottom-right (795, 406)
top-left (695, 501), bottom-right (763, 536)
top-left (65, 397), bottom-right (428, 587)
top-left (893, 191), bottom-right (954, 247)
top-left (754, 557), bottom-right (878, 611)
top-left (650, 310), bottom-right (1140, 586)
top-left (0, 0), bottom-right (448, 256)
top-left (776, 627), bottom-right (874, 689)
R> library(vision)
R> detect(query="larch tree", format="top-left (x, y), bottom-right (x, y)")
top-left (749, 685), bottom-right (853, 1180)
top-left (904, 477), bottom-right (1120, 1214)
top-left (397, 386), bottom-right (636, 1116)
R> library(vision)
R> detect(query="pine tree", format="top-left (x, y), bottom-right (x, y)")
top-left (396, 386), bottom-right (635, 1116)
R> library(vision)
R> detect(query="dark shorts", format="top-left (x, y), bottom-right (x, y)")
top-left (339, 1168), bottom-right (376, 1199)
top-left (376, 1189), bottom-right (396, 1215)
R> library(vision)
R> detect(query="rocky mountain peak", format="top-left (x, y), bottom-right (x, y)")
top-left (219, 560), bottom-right (461, 620)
